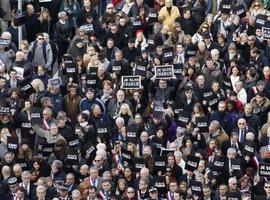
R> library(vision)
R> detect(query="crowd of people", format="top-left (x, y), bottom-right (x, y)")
top-left (0, 0), bottom-right (270, 199)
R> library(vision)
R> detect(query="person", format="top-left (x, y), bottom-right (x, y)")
top-left (28, 33), bottom-right (53, 73)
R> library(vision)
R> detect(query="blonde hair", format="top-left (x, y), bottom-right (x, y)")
top-left (31, 79), bottom-right (45, 92)
top-left (119, 103), bottom-right (133, 118)
top-left (38, 8), bottom-right (52, 22)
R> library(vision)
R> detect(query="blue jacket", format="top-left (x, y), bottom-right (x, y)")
top-left (210, 111), bottom-right (233, 135)
top-left (79, 97), bottom-right (105, 112)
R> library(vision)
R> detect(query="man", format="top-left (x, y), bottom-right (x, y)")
top-left (167, 181), bottom-right (178, 199)
top-left (221, 132), bottom-right (242, 156)
top-left (210, 101), bottom-right (233, 135)
top-left (137, 132), bottom-right (154, 156)
top-left (176, 85), bottom-right (199, 113)
top-left (107, 49), bottom-right (130, 76)
top-left (7, 69), bottom-right (22, 89)
top-left (55, 184), bottom-right (72, 200)
top-left (77, 0), bottom-right (98, 26)
top-left (32, 120), bottom-right (67, 144)
top-left (98, 180), bottom-right (112, 199)
top-left (5, 177), bottom-right (19, 199)
top-left (240, 103), bottom-right (261, 134)
top-left (228, 177), bottom-right (241, 197)
top-left (102, 23), bottom-right (127, 49)
top-left (19, 171), bottom-right (36, 198)
top-left (214, 184), bottom-right (228, 200)
top-left (28, 33), bottom-right (53, 72)
top-left (43, 84), bottom-right (64, 113)
top-left (195, 42), bottom-right (211, 67)
top-left (107, 90), bottom-right (131, 119)
top-left (235, 81), bottom-right (247, 105)
top-left (149, 187), bottom-right (159, 200)
top-left (51, 160), bottom-right (66, 182)
top-left (13, 164), bottom-right (22, 183)
top-left (158, 0), bottom-right (180, 30)
top-left (84, 167), bottom-right (103, 191)
top-left (103, 38), bottom-right (118, 61)
top-left (203, 185), bottom-right (215, 200)
top-left (150, 79), bottom-right (175, 104)
top-left (122, 37), bottom-right (139, 64)
top-left (209, 120), bottom-right (229, 146)
top-left (135, 167), bottom-right (153, 189)
top-left (250, 47), bottom-right (269, 69)
top-left (66, 173), bottom-right (77, 195)
top-left (202, 57), bottom-right (222, 86)
top-left (79, 88), bottom-right (105, 112)
top-left (137, 178), bottom-right (150, 200)
top-left (256, 181), bottom-right (270, 200)
top-left (0, 72), bottom-right (8, 100)
top-left (10, 51), bottom-right (33, 84)
top-left (232, 118), bottom-right (256, 144)
top-left (35, 185), bottom-right (49, 200)
top-left (25, 4), bottom-right (38, 42)
top-left (88, 186), bottom-right (100, 200)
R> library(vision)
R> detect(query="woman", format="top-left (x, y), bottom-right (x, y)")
top-left (48, 139), bottom-right (68, 164)
top-left (75, 56), bottom-right (86, 76)
top-left (7, 87), bottom-right (24, 115)
top-left (122, 186), bottom-right (136, 200)
top-left (64, 84), bottom-right (82, 125)
top-left (230, 66), bottom-right (242, 91)
top-left (0, 128), bottom-right (11, 159)
top-left (29, 78), bottom-right (45, 107)
top-left (18, 100), bottom-right (35, 146)
top-left (216, 33), bottom-right (228, 59)
top-left (123, 167), bottom-right (135, 187)
top-left (191, 22), bottom-right (210, 44)
top-left (151, 127), bottom-right (168, 149)
top-left (226, 100), bottom-right (239, 129)
top-left (130, 90), bottom-right (146, 115)
top-left (83, 45), bottom-right (97, 67)
top-left (101, 4), bottom-right (117, 26)
top-left (68, 39), bottom-right (85, 59)
top-left (206, 138), bottom-right (219, 159)
top-left (115, 178), bottom-right (128, 198)
top-left (17, 139), bottom-right (33, 162)
top-left (204, 14), bottom-right (214, 35)
top-left (249, 0), bottom-right (269, 18)
top-left (191, 0), bottom-right (206, 28)
top-left (31, 65), bottom-right (51, 88)
top-left (179, 135), bottom-right (195, 160)
top-left (118, 103), bottom-right (134, 126)
top-left (60, 0), bottom-right (81, 29)
top-left (19, 40), bottom-right (30, 60)
top-left (120, 0), bottom-right (135, 16)
top-left (191, 103), bottom-right (206, 123)
top-left (36, 8), bottom-right (55, 40)
top-left (97, 80), bottom-right (115, 106)
top-left (56, 11), bottom-right (73, 64)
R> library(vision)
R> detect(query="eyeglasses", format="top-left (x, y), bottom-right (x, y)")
top-left (265, 186), bottom-right (270, 188)
top-left (38, 38), bottom-right (44, 40)
top-left (107, 7), bottom-right (114, 9)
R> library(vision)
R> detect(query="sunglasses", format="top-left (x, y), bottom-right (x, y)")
top-left (107, 7), bottom-right (114, 9)
top-left (265, 186), bottom-right (270, 188)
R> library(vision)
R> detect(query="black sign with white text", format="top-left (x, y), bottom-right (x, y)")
top-left (121, 76), bottom-right (141, 89)
top-left (155, 65), bottom-right (174, 79)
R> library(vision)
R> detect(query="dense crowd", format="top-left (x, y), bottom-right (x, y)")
top-left (0, 0), bottom-right (270, 199)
